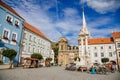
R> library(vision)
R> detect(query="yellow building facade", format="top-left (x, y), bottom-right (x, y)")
top-left (58, 37), bottom-right (79, 66)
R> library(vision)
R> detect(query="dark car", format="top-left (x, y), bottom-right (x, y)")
top-left (65, 63), bottom-right (76, 71)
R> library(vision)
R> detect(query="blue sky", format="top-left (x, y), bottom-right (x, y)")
top-left (3, 0), bottom-right (120, 45)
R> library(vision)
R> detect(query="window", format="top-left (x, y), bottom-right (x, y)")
top-left (3, 30), bottom-right (9, 40)
top-left (61, 45), bottom-right (63, 50)
top-left (39, 39), bottom-right (41, 44)
top-left (12, 33), bottom-right (17, 42)
top-left (117, 43), bottom-right (120, 48)
top-left (118, 52), bottom-right (120, 58)
top-left (101, 53), bottom-right (104, 57)
top-left (94, 47), bottom-right (97, 49)
top-left (29, 35), bottom-right (32, 41)
top-left (109, 46), bottom-right (111, 49)
top-left (34, 37), bottom-right (36, 43)
top-left (37, 49), bottom-right (39, 53)
top-left (94, 53), bottom-right (97, 57)
top-left (109, 52), bottom-right (112, 57)
top-left (15, 20), bottom-right (19, 27)
top-left (33, 48), bottom-right (35, 52)
top-left (95, 60), bottom-right (98, 63)
top-left (28, 46), bottom-right (31, 52)
top-left (22, 44), bottom-right (25, 51)
top-left (101, 46), bottom-right (103, 49)
top-left (6, 15), bottom-right (12, 23)
top-left (23, 32), bottom-right (27, 39)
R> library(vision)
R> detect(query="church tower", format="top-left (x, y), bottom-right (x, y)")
top-left (78, 9), bottom-right (91, 67)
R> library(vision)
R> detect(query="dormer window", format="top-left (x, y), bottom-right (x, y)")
top-left (15, 20), bottom-right (19, 27)
top-left (6, 16), bottom-right (12, 23)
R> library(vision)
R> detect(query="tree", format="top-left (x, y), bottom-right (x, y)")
top-left (51, 42), bottom-right (59, 64)
top-left (53, 47), bottom-right (58, 58)
top-left (74, 57), bottom-right (80, 61)
top-left (46, 57), bottom-right (52, 61)
top-left (2, 49), bottom-right (17, 68)
top-left (101, 57), bottom-right (109, 63)
top-left (31, 53), bottom-right (43, 60)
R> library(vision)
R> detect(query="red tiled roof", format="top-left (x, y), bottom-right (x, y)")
top-left (0, 0), bottom-right (23, 19)
top-left (24, 21), bottom-right (51, 42)
top-left (88, 38), bottom-right (114, 45)
top-left (112, 32), bottom-right (120, 39)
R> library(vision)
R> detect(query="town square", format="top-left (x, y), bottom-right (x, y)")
top-left (0, 66), bottom-right (120, 80)
top-left (0, 0), bottom-right (120, 80)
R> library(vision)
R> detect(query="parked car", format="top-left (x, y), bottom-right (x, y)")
top-left (65, 63), bottom-right (76, 71)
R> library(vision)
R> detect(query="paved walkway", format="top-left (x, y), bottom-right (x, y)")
top-left (0, 66), bottom-right (120, 80)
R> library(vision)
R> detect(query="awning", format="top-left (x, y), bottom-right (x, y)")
top-left (24, 57), bottom-right (39, 61)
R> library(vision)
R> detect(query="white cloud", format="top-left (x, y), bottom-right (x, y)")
top-left (88, 17), bottom-right (111, 28)
top-left (88, 17), bottom-right (120, 38)
top-left (80, 0), bottom-right (120, 14)
top-left (7, 0), bottom-right (81, 45)
top-left (3, 0), bottom-right (120, 45)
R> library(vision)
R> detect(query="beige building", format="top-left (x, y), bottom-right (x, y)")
top-left (112, 32), bottom-right (120, 68)
top-left (58, 37), bottom-right (79, 66)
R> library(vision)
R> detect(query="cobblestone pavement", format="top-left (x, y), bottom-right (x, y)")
top-left (0, 66), bottom-right (120, 80)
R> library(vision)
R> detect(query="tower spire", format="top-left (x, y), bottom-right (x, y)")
top-left (78, 1), bottom-right (91, 68)
top-left (79, 8), bottom-right (89, 36)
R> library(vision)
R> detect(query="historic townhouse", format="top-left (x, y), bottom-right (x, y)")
top-left (21, 22), bottom-right (51, 64)
top-left (112, 32), bottom-right (120, 67)
top-left (88, 38), bottom-right (116, 65)
top-left (0, 0), bottom-right (24, 63)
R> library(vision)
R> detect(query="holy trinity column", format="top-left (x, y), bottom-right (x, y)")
top-left (78, 9), bottom-right (91, 67)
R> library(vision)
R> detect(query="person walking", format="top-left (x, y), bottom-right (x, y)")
top-left (91, 66), bottom-right (96, 74)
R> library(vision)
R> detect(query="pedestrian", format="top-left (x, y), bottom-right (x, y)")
top-left (91, 66), bottom-right (96, 74)
top-left (112, 64), bottom-right (116, 72)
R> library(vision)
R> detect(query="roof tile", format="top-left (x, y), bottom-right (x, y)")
top-left (88, 38), bottom-right (114, 45)
top-left (112, 32), bottom-right (120, 39)
top-left (24, 21), bottom-right (50, 42)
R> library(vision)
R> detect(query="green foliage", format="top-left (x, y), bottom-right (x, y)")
top-left (51, 41), bottom-right (59, 64)
top-left (53, 47), bottom-right (58, 58)
top-left (31, 53), bottom-right (43, 60)
top-left (74, 57), bottom-right (80, 61)
top-left (46, 57), bottom-right (52, 61)
top-left (2, 49), bottom-right (17, 61)
top-left (51, 42), bottom-right (59, 58)
top-left (101, 57), bottom-right (109, 63)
